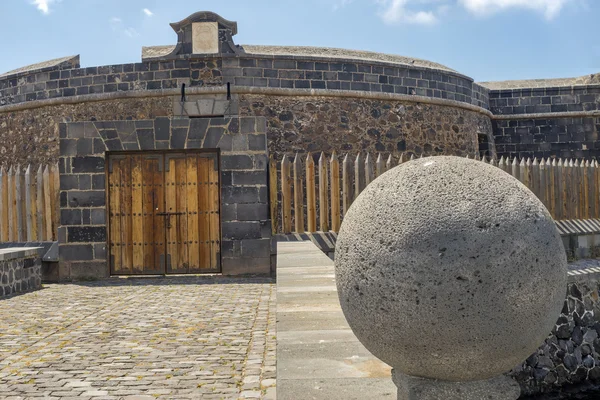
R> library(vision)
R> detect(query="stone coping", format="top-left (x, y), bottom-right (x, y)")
top-left (0, 247), bottom-right (42, 262)
top-left (493, 109), bottom-right (600, 120)
top-left (0, 85), bottom-right (494, 118)
top-left (139, 44), bottom-right (458, 75)
top-left (0, 55), bottom-right (79, 80)
top-left (480, 75), bottom-right (600, 90)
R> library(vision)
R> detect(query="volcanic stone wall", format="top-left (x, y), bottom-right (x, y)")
top-left (239, 94), bottom-right (489, 159)
top-left (490, 85), bottom-right (600, 160)
top-left (0, 250), bottom-right (42, 297)
top-left (510, 271), bottom-right (600, 396)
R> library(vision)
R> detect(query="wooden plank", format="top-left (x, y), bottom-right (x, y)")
top-left (0, 167), bottom-right (7, 242)
top-left (365, 153), bottom-right (374, 187)
top-left (43, 166), bottom-right (52, 241)
top-left (306, 153), bottom-right (316, 232)
top-left (197, 156), bottom-right (211, 270)
top-left (556, 159), bottom-right (564, 220)
top-left (36, 165), bottom-right (43, 241)
top-left (511, 157), bottom-right (519, 182)
top-left (376, 154), bottom-right (385, 177)
top-left (166, 156), bottom-right (178, 272)
top-left (386, 154), bottom-right (394, 171)
top-left (176, 156), bottom-right (189, 272)
top-left (269, 157), bottom-right (278, 234)
top-left (121, 157), bottom-right (133, 273)
top-left (526, 158), bottom-right (533, 192)
top-left (580, 160), bottom-right (586, 218)
top-left (571, 160), bottom-right (579, 220)
top-left (24, 165), bottom-right (33, 241)
top-left (51, 163), bottom-right (60, 241)
top-left (586, 160), bottom-right (593, 219)
top-left (186, 154), bottom-right (200, 272)
top-left (319, 152), bottom-right (329, 232)
top-left (131, 155), bottom-right (144, 273)
top-left (565, 160), bottom-right (572, 219)
top-left (330, 151), bottom-right (340, 233)
top-left (7, 167), bottom-right (14, 242)
top-left (548, 159), bottom-right (556, 219)
top-left (141, 157), bottom-right (157, 273)
top-left (539, 159), bottom-right (546, 209)
top-left (15, 166), bottom-right (24, 242)
top-left (531, 158), bottom-right (540, 202)
top-left (281, 155), bottom-right (292, 234)
top-left (293, 154), bottom-right (304, 233)
top-left (354, 153), bottom-right (365, 199)
top-left (109, 158), bottom-right (122, 273)
top-left (342, 154), bottom-right (352, 217)
top-left (208, 155), bottom-right (221, 270)
top-left (398, 153), bottom-right (405, 166)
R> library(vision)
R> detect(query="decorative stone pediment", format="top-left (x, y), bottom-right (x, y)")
top-left (145, 11), bottom-right (244, 60)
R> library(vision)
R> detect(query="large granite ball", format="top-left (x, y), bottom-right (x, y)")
top-left (335, 156), bottom-right (567, 382)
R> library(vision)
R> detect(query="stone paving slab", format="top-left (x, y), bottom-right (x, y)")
top-left (0, 276), bottom-right (275, 399)
top-left (276, 241), bottom-right (396, 400)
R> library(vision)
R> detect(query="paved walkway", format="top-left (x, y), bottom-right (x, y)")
top-left (276, 241), bottom-right (396, 400)
top-left (0, 277), bottom-right (276, 400)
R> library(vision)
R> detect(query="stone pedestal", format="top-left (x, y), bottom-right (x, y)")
top-left (392, 370), bottom-right (520, 400)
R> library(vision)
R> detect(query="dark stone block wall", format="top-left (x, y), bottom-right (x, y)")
top-left (490, 85), bottom-right (600, 160)
top-left (58, 116), bottom-right (271, 279)
top-left (494, 117), bottom-right (600, 160)
top-left (0, 252), bottom-right (42, 297)
top-left (0, 54), bottom-right (489, 110)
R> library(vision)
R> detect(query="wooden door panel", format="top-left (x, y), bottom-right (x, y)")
top-left (108, 156), bottom-right (123, 274)
top-left (145, 156), bottom-right (164, 273)
top-left (186, 154), bottom-right (200, 272)
top-left (208, 156), bottom-right (221, 270)
top-left (131, 155), bottom-right (144, 273)
top-left (109, 151), bottom-right (220, 275)
top-left (121, 156), bottom-right (133, 273)
top-left (109, 154), bottom-right (163, 275)
top-left (197, 155), bottom-right (212, 271)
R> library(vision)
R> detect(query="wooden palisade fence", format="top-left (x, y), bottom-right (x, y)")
top-left (0, 163), bottom-right (60, 242)
top-left (270, 153), bottom-right (600, 234)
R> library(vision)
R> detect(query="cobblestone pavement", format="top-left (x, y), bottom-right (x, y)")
top-left (0, 277), bottom-right (276, 400)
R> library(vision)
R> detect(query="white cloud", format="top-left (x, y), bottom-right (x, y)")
top-left (378, 0), bottom-right (441, 24)
top-left (458, 0), bottom-right (572, 19)
top-left (110, 17), bottom-right (140, 38)
top-left (374, 0), bottom-right (574, 24)
top-left (143, 8), bottom-right (154, 16)
top-left (124, 27), bottom-right (140, 38)
top-left (31, 0), bottom-right (57, 14)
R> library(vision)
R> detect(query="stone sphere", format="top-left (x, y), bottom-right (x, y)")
top-left (335, 156), bottom-right (567, 382)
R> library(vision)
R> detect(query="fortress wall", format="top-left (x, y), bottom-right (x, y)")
top-left (0, 53), bottom-right (494, 167)
top-left (489, 85), bottom-right (600, 160)
top-left (239, 94), bottom-right (489, 159)
top-left (0, 92), bottom-right (490, 168)
top-left (0, 55), bottom-right (489, 109)
top-left (0, 97), bottom-right (172, 167)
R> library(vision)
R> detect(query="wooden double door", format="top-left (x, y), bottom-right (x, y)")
top-left (107, 151), bottom-right (221, 275)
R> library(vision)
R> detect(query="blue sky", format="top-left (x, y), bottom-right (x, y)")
top-left (0, 0), bottom-right (598, 82)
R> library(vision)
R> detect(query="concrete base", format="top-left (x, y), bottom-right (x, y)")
top-left (392, 370), bottom-right (520, 400)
